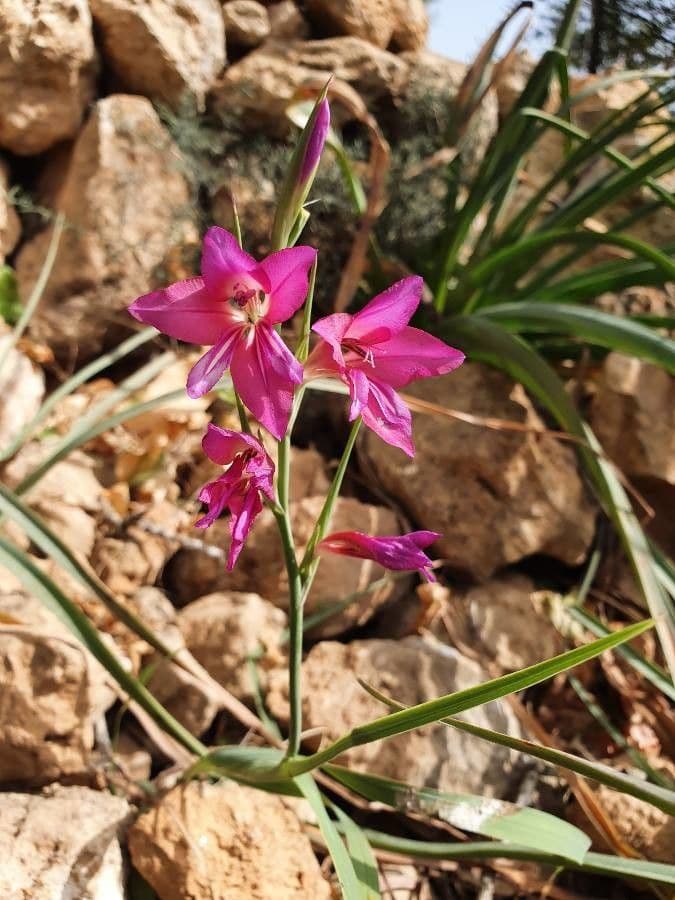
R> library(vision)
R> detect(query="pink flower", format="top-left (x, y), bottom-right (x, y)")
top-left (129, 227), bottom-right (316, 440)
top-left (306, 276), bottom-right (464, 455)
top-left (318, 530), bottom-right (441, 581)
top-left (195, 424), bottom-right (274, 570)
top-left (299, 97), bottom-right (330, 185)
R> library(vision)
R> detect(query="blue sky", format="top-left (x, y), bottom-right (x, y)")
top-left (427, 0), bottom-right (546, 61)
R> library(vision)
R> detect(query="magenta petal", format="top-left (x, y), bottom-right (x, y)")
top-left (347, 276), bottom-right (423, 345)
top-left (227, 488), bottom-right (263, 570)
top-left (201, 226), bottom-right (259, 293)
top-left (346, 368), bottom-right (369, 421)
top-left (260, 245), bottom-right (317, 324)
top-left (195, 475), bottom-right (236, 529)
top-left (230, 324), bottom-right (303, 440)
top-left (369, 326), bottom-right (465, 389)
top-left (361, 377), bottom-right (414, 457)
top-left (201, 423), bottom-right (265, 466)
top-left (186, 326), bottom-right (241, 398)
top-left (318, 530), bottom-right (439, 581)
top-left (299, 97), bottom-right (330, 184)
top-left (129, 277), bottom-right (234, 345)
top-left (311, 313), bottom-right (353, 368)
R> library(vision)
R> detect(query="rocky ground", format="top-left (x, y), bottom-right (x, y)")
top-left (0, 1), bottom-right (674, 898)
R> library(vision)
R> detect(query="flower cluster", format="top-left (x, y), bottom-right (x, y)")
top-left (128, 98), bottom-right (464, 580)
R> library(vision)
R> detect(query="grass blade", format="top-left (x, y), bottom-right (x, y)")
top-left (330, 803), bottom-right (381, 899)
top-left (356, 680), bottom-right (675, 816)
top-left (357, 830), bottom-right (675, 886)
top-left (324, 765), bottom-right (590, 862)
top-left (295, 774), bottom-right (363, 900)
top-left (284, 619), bottom-right (652, 775)
top-left (478, 302), bottom-right (675, 372)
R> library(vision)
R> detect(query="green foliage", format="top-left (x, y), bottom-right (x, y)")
top-left (0, 265), bottom-right (21, 325)
top-left (540, 0), bottom-right (675, 72)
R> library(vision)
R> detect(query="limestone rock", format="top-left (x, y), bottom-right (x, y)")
top-left (577, 786), bottom-right (675, 863)
top-left (16, 95), bottom-right (195, 361)
top-left (0, 339), bottom-right (44, 451)
top-left (268, 0), bottom-right (308, 40)
top-left (223, 0), bottom-right (270, 48)
top-left (177, 592), bottom-right (286, 700)
top-left (90, 0), bottom-right (225, 108)
top-left (267, 636), bottom-right (523, 796)
top-left (128, 780), bottom-right (331, 899)
top-left (166, 496), bottom-right (406, 637)
top-left (390, 0), bottom-right (428, 51)
top-left (146, 655), bottom-right (221, 736)
top-left (304, 0), bottom-right (427, 51)
top-left (466, 574), bottom-right (562, 671)
top-left (0, 159), bottom-right (20, 262)
top-left (0, 786), bottom-right (131, 899)
top-left (590, 352), bottom-right (675, 485)
top-left (0, 595), bottom-right (111, 784)
top-left (0, 0), bottom-right (97, 155)
top-left (359, 363), bottom-right (596, 580)
top-left (210, 37), bottom-right (407, 135)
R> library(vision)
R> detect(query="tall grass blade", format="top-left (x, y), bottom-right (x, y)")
top-left (324, 765), bottom-right (590, 862)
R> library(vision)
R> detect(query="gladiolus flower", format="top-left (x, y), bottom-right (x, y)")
top-left (298, 97), bottom-right (330, 185)
top-left (129, 227), bottom-right (316, 439)
top-left (195, 424), bottom-right (274, 570)
top-left (307, 276), bottom-right (464, 456)
top-left (318, 530), bottom-right (441, 581)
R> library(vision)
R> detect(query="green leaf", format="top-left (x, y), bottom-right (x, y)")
top-left (0, 265), bottom-right (21, 325)
top-left (188, 746), bottom-right (301, 795)
top-left (357, 830), bottom-right (675, 886)
top-left (284, 618), bottom-right (653, 776)
top-left (0, 536), bottom-right (205, 758)
top-left (468, 230), bottom-right (675, 287)
top-left (330, 804), bottom-right (381, 899)
top-left (478, 302), bottom-right (675, 373)
top-left (295, 774), bottom-right (363, 900)
top-left (356, 681), bottom-right (675, 817)
top-left (324, 765), bottom-right (590, 863)
top-left (568, 605), bottom-right (675, 703)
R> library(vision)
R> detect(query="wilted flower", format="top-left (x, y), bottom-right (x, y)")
top-left (307, 276), bottom-right (464, 455)
top-left (129, 227), bottom-right (316, 440)
top-left (195, 424), bottom-right (274, 570)
top-left (318, 530), bottom-right (441, 581)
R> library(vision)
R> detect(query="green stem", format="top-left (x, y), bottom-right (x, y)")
top-left (296, 259), bottom-right (317, 364)
top-left (299, 418), bottom-right (362, 575)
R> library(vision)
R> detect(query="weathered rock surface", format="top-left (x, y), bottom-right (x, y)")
top-left (466, 574), bottom-right (562, 671)
top-left (90, 0), bottom-right (225, 108)
top-left (577, 786), bottom-right (675, 863)
top-left (128, 780), bottom-right (331, 899)
top-left (359, 363), bottom-right (596, 580)
top-left (0, 786), bottom-right (131, 899)
top-left (268, 0), bottom-right (308, 40)
top-left (210, 37), bottom-right (408, 135)
top-left (5, 443), bottom-right (103, 557)
top-left (17, 95), bottom-right (195, 361)
top-left (0, 339), bottom-right (44, 451)
top-left (267, 636), bottom-right (523, 796)
top-left (590, 352), bottom-right (675, 485)
top-left (0, 159), bottom-right (20, 262)
top-left (0, 0), bottom-right (97, 155)
top-left (223, 0), bottom-right (270, 48)
top-left (0, 591), bottom-right (111, 784)
top-left (305, 0), bottom-right (427, 51)
top-left (167, 496), bottom-right (406, 637)
top-left (177, 592), bottom-right (286, 701)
